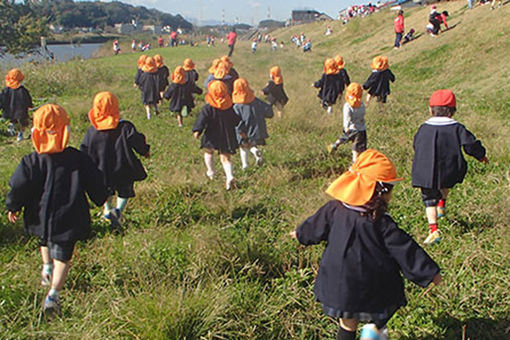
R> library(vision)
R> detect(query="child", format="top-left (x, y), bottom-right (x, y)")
top-left (334, 55), bottom-right (351, 91)
top-left (290, 149), bottom-right (441, 340)
top-left (313, 58), bottom-right (345, 114)
top-left (192, 80), bottom-right (246, 190)
top-left (183, 58), bottom-right (199, 84)
top-left (133, 55), bottom-right (147, 88)
top-left (251, 39), bottom-right (257, 53)
top-left (261, 66), bottom-right (288, 118)
top-left (183, 58), bottom-right (201, 114)
top-left (303, 39), bottom-right (312, 52)
top-left (6, 104), bottom-right (108, 316)
top-left (221, 56), bottom-right (240, 81)
top-left (81, 92), bottom-right (150, 228)
top-left (154, 54), bottom-right (169, 100)
top-left (164, 66), bottom-right (203, 127)
top-left (412, 90), bottom-right (488, 245)
top-left (232, 78), bottom-right (273, 170)
top-left (204, 61), bottom-right (235, 95)
top-left (402, 28), bottom-right (415, 45)
top-left (137, 56), bottom-right (160, 119)
top-left (363, 56), bottom-right (395, 112)
top-left (328, 83), bottom-right (366, 163)
top-left (1, 69), bottom-right (33, 141)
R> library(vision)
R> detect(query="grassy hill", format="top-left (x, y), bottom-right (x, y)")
top-left (1, 2), bottom-right (509, 338)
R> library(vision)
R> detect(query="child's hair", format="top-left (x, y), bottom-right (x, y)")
top-left (431, 106), bottom-right (456, 117)
top-left (363, 182), bottom-right (393, 222)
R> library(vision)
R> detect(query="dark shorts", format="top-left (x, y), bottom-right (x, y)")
top-left (376, 95), bottom-right (387, 103)
top-left (39, 239), bottom-right (76, 262)
top-left (420, 188), bottom-right (443, 207)
top-left (112, 182), bottom-right (135, 198)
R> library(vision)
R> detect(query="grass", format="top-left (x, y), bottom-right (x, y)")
top-left (1, 2), bottom-right (510, 339)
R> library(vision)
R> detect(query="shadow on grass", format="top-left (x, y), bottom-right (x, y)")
top-left (282, 152), bottom-right (349, 182)
top-left (0, 222), bottom-right (30, 247)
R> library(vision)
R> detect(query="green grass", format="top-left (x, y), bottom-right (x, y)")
top-left (1, 2), bottom-right (510, 339)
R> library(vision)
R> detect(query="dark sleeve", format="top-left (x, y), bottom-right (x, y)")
top-left (295, 202), bottom-right (333, 246)
top-left (6, 157), bottom-right (33, 212)
top-left (24, 88), bottom-right (33, 108)
top-left (80, 153), bottom-right (108, 207)
top-left (194, 70), bottom-right (199, 81)
top-left (192, 107), bottom-right (208, 134)
top-left (381, 219), bottom-right (440, 287)
top-left (313, 74), bottom-right (325, 88)
top-left (363, 73), bottom-right (377, 90)
top-left (263, 101), bottom-right (274, 118)
top-left (134, 69), bottom-right (141, 85)
top-left (388, 70), bottom-right (396, 82)
top-left (262, 81), bottom-right (273, 95)
top-left (163, 84), bottom-right (175, 100)
top-left (342, 69), bottom-right (351, 87)
top-left (79, 130), bottom-right (90, 155)
top-left (459, 125), bottom-right (486, 160)
top-left (125, 122), bottom-right (150, 156)
top-left (193, 83), bottom-right (203, 95)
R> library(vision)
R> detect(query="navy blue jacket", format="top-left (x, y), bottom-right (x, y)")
top-left (233, 98), bottom-right (273, 145)
top-left (164, 82), bottom-right (202, 113)
top-left (1, 85), bottom-right (33, 121)
top-left (138, 72), bottom-right (160, 105)
top-left (314, 73), bottom-right (345, 105)
top-left (262, 80), bottom-right (288, 106)
top-left (363, 69), bottom-right (395, 97)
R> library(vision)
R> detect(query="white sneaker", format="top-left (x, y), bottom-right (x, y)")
top-left (206, 171), bottom-right (215, 180)
top-left (226, 178), bottom-right (235, 191)
top-left (147, 112), bottom-right (152, 120)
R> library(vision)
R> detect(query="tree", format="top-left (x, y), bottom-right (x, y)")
top-left (0, 1), bottom-right (48, 56)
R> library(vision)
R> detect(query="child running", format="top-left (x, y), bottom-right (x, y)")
top-left (183, 58), bottom-right (201, 115)
top-left (221, 56), bottom-right (240, 81)
top-left (363, 56), bottom-right (395, 112)
top-left (80, 92), bottom-right (150, 228)
top-left (133, 55), bottom-right (147, 88)
top-left (328, 83), bottom-right (366, 163)
top-left (290, 149), bottom-right (441, 340)
top-left (164, 66), bottom-right (202, 127)
top-left (154, 54), bottom-right (169, 100)
top-left (137, 56), bottom-right (161, 119)
top-left (6, 104), bottom-right (108, 317)
top-left (1, 69), bottom-right (33, 141)
top-left (205, 61), bottom-right (235, 95)
top-left (261, 66), bottom-right (288, 118)
top-left (192, 80), bottom-right (246, 190)
top-left (232, 78), bottom-right (273, 170)
top-left (412, 89), bottom-right (488, 245)
top-left (334, 55), bottom-right (351, 103)
top-left (313, 58), bottom-right (345, 114)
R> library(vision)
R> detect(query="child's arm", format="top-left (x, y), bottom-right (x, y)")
top-left (343, 104), bottom-right (351, 132)
top-left (163, 84), bottom-right (174, 100)
top-left (193, 84), bottom-right (203, 95)
top-left (125, 122), bottom-right (150, 157)
top-left (313, 74), bottom-right (325, 89)
top-left (261, 81), bottom-right (272, 96)
top-left (25, 88), bottom-right (33, 109)
top-left (342, 69), bottom-right (351, 87)
top-left (263, 101), bottom-right (274, 119)
top-left (80, 153), bottom-right (109, 207)
top-left (388, 69), bottom-right (396, 82)
top-left (192, 107), bottom-right (208, 138)
top-left (292, 202), bottom-right (334, 245)
top-left (6, 158), bottom-right (34, 220)
top-left (459, 125), bottom-right (487, 162)
top-left (362, 73), bottom-right (376, 90)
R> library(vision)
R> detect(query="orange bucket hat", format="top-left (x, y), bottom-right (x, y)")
top-left (137, 55), bottom-right (147, 68)
top-left (324, 58), bottom-right (339, 75)
top-left (270, 66), bottom-right (283, 85)
top-left (183, 58), bottom-right (195, 71)
top-left (371, 56), bottom-right (388, 71)
top-left (171, 66), bottom-right (187, 85)
top-left (31, 104), bottom-right (71, 154)
top-left (5, 69), bottom-right (24, 89)
top-left (214, 61), bottom-right (229, 80)
top-left (88, 91), bottom-right (120, 131)
top-left (345, 83), bottom-right (363, 108)
top-left (206, 80), bottom-right (233, 110)
top-left (220, 56), bottom-right (233, 69)
top-left (325, 149), bottom-right (403, 206)
top-left (142, 56), bottom-right (158, 73)
top-left (334, 55), bottom-right (345, 70)
top-left (232, 78), bottom-right (255, 104)
top-left (208, 58), bottom-right (221, 74)
top-left (154, 54), bottom-right (164, 68)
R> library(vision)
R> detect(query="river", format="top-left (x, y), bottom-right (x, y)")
top-left (0, 43), bottom-right (104, 68)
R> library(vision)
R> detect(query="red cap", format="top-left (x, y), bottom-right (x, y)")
top-left (429, 89), bottom-right (456, 107)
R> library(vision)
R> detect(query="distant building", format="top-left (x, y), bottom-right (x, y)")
top-left (291, 10), bottom-right (333, 25)
top-left (114, 23), bottom-right (140, 34)
top-left (142, 25), bottom-right (162, 34)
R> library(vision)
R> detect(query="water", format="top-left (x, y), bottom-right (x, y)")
top-left (0, 43), bottom-right (103, 67)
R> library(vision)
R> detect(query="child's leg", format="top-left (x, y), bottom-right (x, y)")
top-left (40, 243), bottom-right (53, 286)
top-left (249, 146), bottom-right (263, 166)
top-left (327, 105), bottom-right (333, 114)
top-left (240, 145), bottom-right (249, 169)
top-left (204, 149), bottom-right (215, 179)
top-left (144, 105), bottom-right (151, 119)
top-left (51, 259), bottom-right (71, 292)
top-left (365, 93), bottom-right (372, 106)
top-left (103, 195), bottom-right (114, 217)
top-left (437, 188), bottom-right (450, 217)
top-left (219, 153), bottom-right (234, 189)
top-left (177, 114), bottom-right (183, 127)
top-left (116, 196), bottom-right (129, 213)
top-left (422, 188), bottom-right (442, 244)
top-left (153, 104), bottom-right (159, 115)
top-left (337, 318), bottom-right (358, 340)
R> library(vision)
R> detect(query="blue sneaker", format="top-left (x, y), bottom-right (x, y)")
top-left (109, 208), bottom-right (122, 230)
top-left (43, 294), bottom-right (60, 318)
top-left (360, 324), bottom-right (380, 340)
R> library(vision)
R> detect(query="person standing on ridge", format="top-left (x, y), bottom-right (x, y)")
top-left (394, 10), bottom-right (404, 49)
top-left (227, 28), bottom-right (237, 57)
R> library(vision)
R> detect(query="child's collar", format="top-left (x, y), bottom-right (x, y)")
top-left (425, 117), bottom-right (458, 126)
top-left (342, 202), bottom-right (367, 212)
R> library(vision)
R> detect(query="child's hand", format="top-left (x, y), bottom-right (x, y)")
top-left (289, 231), bottom-right (297, 239)
top-left (479, 156), bottom-right (489, 164)
top-left (193, 131), bottom-right (200, 140)
top-left (432, 273), bottom-right (442, 286)
top-left (7, 211), bottom-right (19, 223)
top-left (133, 83), bottom-right (138, 88)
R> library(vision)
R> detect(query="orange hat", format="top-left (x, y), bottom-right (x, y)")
top-left (183, 58), bottom-right (195, 71)
top-left (324, 58), bottom-right (339, 75)
top-left (154, 54), bottom-right (164, 68)
top-left (370, 56), bottom-right (389, 71)
top-left (208, 58), bottom-right (221, 74)
top-left (429, 89), bottom-right (456, 107)
top-left (137, 55), bottom-right (147, 68)
top-left (171, 66), bottom-right (187, 85)
top-left (5, 69), bottom-right (24, 89)
top-left (334, 55), bottom-right (345, 69)
top-left (232, 78), bottom-right (255, 104)
top-left (220, 55), bottom-right (233, 69)
top-left (31, 104), bottom-right (70, 154)
top-left (88, 91), bottom-right (120, 131)
top-left (206, 80), bottom-right (233, 110)
top-left (345, 83), bottom-right (363, 108)
top-left (325, 149), bottom-right (403, 206)
top-left (214, 61), bottom-right (229, 80)
top-left (270, 66), bottom-right (283, 85)
top-left (142, 57), bottom-right (158, 73)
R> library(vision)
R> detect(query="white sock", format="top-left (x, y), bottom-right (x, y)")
top-left (48, 288), bottom-right (60, 299)
top-left (42, 263), bottom-right (53, 275)
top-left (104, 196), bottom-right (114, 215)
top-left (204, 153), bottom-right (215, 177)
top-left (221, 159), bottom-right (234, 182)
top-left (327, 106), bottom-right (332, 114)
top-left (240, 147), bottom-right (249, 169)
top-left (116, 197), bottom-right (128, 212)
top-left (352, 151), bottom-right (357, 163)
top-left (249, 146), bottom-right (261, 160)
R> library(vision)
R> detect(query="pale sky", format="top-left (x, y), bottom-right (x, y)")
top-left (90, 0), bottom-right (364, 25)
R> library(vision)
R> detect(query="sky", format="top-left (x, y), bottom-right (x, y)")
top-left (89, 0), bottom-right (361, 25)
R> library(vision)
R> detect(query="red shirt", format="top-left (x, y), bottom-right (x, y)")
top-left (394, 15), bottom-right (404, 33)
top-left (227, 31), bottom-right (237, 45)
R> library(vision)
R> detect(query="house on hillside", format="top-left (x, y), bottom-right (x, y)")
top-left (114, 23), bottom-right (141, 34)
top-left (143, 25), bottom-right (162, 34)
top-left (291, 10), bottom-right (333, 25)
